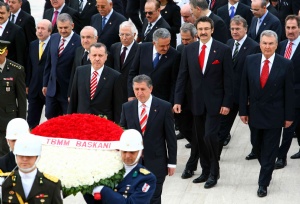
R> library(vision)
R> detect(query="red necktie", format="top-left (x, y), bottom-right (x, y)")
top-left (284, 42), bottom-right (293, 59)
top-left (52, 10), bottom-right (59, 27)
top-left (140, 104), bottom-right (148, 135)
top-left (90, 71), bottom-right (98, 100)
top-left (210, 0), bottom-right (216, 10)
top-left (58, 38), bottom-right (65, 57)
top-left (260, 59), bottom-right (269, 88)
top-left (198, 44), bottom-right (206, 71)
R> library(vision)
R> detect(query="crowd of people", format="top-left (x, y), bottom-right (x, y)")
top-left (0, 0), bottom-right (299, 203)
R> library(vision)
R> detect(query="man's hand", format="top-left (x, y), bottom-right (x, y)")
top-left (220, 107), bottom-right (230, 115)
top-left (284, 121), bottom-right (293, 128)
top-left (240, 116), bottom-right (248, 124)
top-left (128, 97), bottom-right (136, 101)
top-left (42, 87), bottom-right (47, 96)
top-left (168, 167), bottom-right (176, 176)
top-left (173, 104), bottom-right (181, 114)
top-left (26, 87), bottom-right (29, 95)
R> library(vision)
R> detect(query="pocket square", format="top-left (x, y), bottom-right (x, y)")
top-left (212, 60), bottom-right (220, 64)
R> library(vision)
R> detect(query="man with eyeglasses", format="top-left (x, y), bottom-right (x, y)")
top-left (110, 21), bottom-right (139, 104)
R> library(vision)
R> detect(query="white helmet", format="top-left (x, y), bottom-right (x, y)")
top-left (119, 129), bottom-right (144, 151)
top-left (13, 136), bottom-right (42, 156)
top-left (6, 118), bottom-right (30, 140)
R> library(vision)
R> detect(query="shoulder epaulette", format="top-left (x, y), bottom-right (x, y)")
top-left (0, 171), bottom-right (14, 177)
top-left (8, 62), bottom-right (22, 70)
top-left (43, 173), bottom-right (59, 183)
top-left (139, 168), bottom-right (150, 175)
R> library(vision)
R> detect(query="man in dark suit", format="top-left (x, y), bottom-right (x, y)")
top-left (68, 0), bottom-right (97, 27)
top-left (0, 2), bottom-right (26, 66)
top-left (219, 15), bottom-right (260, 157)
top-left (126, 0), bottom-right (146, 41)
top-left (274, 15), bottom-right (300, 168)
top-left (190, 0), bottom-right (229, 44)
top-left (141, 0), bottom-right (171, 43)
top-left (174, 16), bottom-right (233, 189)
top-left (68, 43), bottom-right (123, 123)
top-left (90, 0), bottom-right (126, 51)
top-left (26, 20), bottom-right (52, 129)
top-left (43, 0), bottom-right (82, 34)
top-left (266, 0), bottom-right (280, 19)
top-left (248, 0), bottom-right (282, 42)
top-left (239, 30), bottom-right (294, 197)
top-left (110, 21), bottom-right (139, 104)
top-left (217, 0), bottom-right (253, 39)
top-left (128, 28), bottom-right (180, 104)
top-left (0, 40), bottom-right (26, 156)
top-left (43, 13), bottom-right (81, 119)
top-left (208, 0), bottom-right (227, 14)
top-left (120, 74), bottom-right (177, 204)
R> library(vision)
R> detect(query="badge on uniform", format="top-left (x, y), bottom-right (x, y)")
top-left (6, 81), bottom-right (10, 92)
top-left (142, 183), bottom-right (150, 192)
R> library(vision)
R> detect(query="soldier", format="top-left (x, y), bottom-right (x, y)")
top-left (1, 136), bottom-right (63, 203)
top-left (0, 40), bottom-right (26, 157)
top-left (84, 129), bottom-right (156, 204)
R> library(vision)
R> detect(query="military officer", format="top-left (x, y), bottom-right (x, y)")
top-left (84, 129), bottom-right (157, 204)
top-left (0, 40), bottom-right (26, 156)
top-left (1, 136), bottom-right (63, 203)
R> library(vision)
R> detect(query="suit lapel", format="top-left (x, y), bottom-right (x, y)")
top-left (12, 171), bottom-right (26, 200)
top-left (85, 66), bottom-right (92, 97)
top-left (115, 43), bottom-right (122, 71)
top-left (291, 42), bottom-right (300, 60)
top-left (123, 42), bottom-right (138, 68)
top-left (204, 40), bottom-right (218, 75)
top-left (280, 40), bottom-right (288, 56)
top-left (132, 100), bottom-right (142, 133)
top-left (145, 97), bottom-right (159, 134)
top-left (253, 55), bottom-right (262, 91)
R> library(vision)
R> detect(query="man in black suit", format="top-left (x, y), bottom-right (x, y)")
top-left (274, 15), bottom-right (300, 168)
top-left (128, 28), bottom-right (180, 104)
top-left (26, 20), bottom-right (52, 129)
top-left (90, 0), bottom-right (126, 51)
top-left (174, 16), bottom-right (233, 189)
top-left (126, 0), bottom-right (146, 41)
top-left (248, 0), bottom-right (282, 42)
top-left (141, 0), bottom-right (171, 43)
top-left (68, 43), bottom-right (123, 123)
top-left (120, 74), bottom-right (177, 204)
top-left (0, 2), bottom-right (26, 66)
top-left (110, 21), bottom-right (139, 104)
top-left (239, 30), bottom-right (294, 197)
top-left (219, 15), bottom-right (260, 157)
top-left (217, 0), bottom-right (253, 39)
top-left (43, 13), bottom-right (81, 119)
top-left (43, 0), bottom-right (82, 34)
top-left (68, 0), bottom-right (97, 27)
top-left (190, 0), bottom-right (229, 44)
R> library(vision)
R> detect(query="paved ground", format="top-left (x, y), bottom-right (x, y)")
top-left (29, 1), bottom-right (300, 203)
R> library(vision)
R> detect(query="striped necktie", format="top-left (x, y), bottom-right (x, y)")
top-left (140, 104), bottom-right (148, 135)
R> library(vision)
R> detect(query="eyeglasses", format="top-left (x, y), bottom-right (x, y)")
top-left (144, 11), bottom-right (154, 15)
top-left (119, 33), bottom-right (132, 37)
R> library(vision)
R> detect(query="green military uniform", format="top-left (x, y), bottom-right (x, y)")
top-left (1, 170), bottom-right (63, 204)
top-left (0, 40), bottom-right (26, 156)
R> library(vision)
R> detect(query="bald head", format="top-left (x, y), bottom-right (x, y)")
top-left (181, 4), bottom-right (195, 24)
top-left (36, 19), bottom-right (52, 41)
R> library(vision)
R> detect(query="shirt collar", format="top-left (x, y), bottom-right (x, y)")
top-left (199, 37), bottom-right (213, 49)
top-left (121, 40), bottom-right (134, 51)
top-left (236, 34), bottom-right (247, 46)
top-left (206, 10), bottom-right (212, 17)
top-left (40, 36), bottom-right (51, 45)
top-left (19, 168), bottom-right (37, 179)
top-left (289, 35), bottom-right (300, 47)
top-left (150, 15), bottom-right (162, 27)
top-left (261, 52), bottom-right (275, 64)
top-left (103, 9), bottom-right (113, 19)
top-left (54, 3), bottom-right (65, 13)
top-left (259, 10), bottom-right (268, 23)
top-left (0, 19), bottom-right (9, 27)
top-left (11, 8), bottom-right (21, 16)
top-left (228, 2), bottom-right (238, 10)
top-left (61, 31), bottom-right (74, 42)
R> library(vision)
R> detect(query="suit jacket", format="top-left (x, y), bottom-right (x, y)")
top-left (267, 4), bottom-right (280, 20)
top-left (209, 12), bottom-right (229, 44)
top-left (210, 0), bottom-right (227, 14)
top-left (0, 59), bottom-right (26, 131)
top-left (43, 5), bottom-right (82, 34)
top-left (0, 22), bottom-right (26, 66)
top-left (274, 0), bottom-right (300, 23)
top-left (226, 36), bottom-right (260, 104)
top-left (43, 32), bottom-right (81, 98)
top-left (68, 65), bottom-right (123, 123)
top-left (239, 53), bottom-right (294, 129)
top-left (279, 39), bottom-right (300, 108)
top-left (240, 0), bottom-right (251, 6)
top-left (120, 96), bottom-right (177, 179)
top-left (0, 151), bottom-right (16, 173)
top-left (110, 41), bottom-right (139, 103)
top-left (2, 170), bottom-right (63, 204)
top-left (248, 11), bottom-right (282, 43)
top-left (68, 0), bottom-right (98, 27)
top-left (21, 0), bottom-right (31, 14)
top-left (90, 10), bottom-right (126, 51)
top-left (217, 3), bottom-right (253, 39)
top-left (141, 17), bottom-right (171, 43)
top-left (174, 39), bottom-right (233, 116)
top-left (128, 42), bottom-right (181, 103)
top-left (26, 38), bottom-right (50, 99)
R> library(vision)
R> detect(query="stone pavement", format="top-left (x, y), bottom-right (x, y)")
top-left (29, 1), bottom-right (300, 203)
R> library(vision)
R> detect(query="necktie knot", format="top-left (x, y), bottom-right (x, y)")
top-left (148, 23), bottom-right (152, 28)
top-left (264, 59), bottom-right (269, 64)
top-left (153, 52), bottom-right (161, 68)
top-left (235, 42), bottom-right (240, 47)
top-left (202, 44), bottom-right (207, 50)
top-left (123, 47), bottom-right (127, 51)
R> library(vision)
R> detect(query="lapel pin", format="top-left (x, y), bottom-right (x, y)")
top-left (214, 50), bottom-right (216, 53)
top-left (72, 43), bottom-right (74, 46)
top-left (109, 22), bottom-right (111, 25)
top-left (165, 11), bottom-right (167, 13)
top-left (244, 47), bottom-right (246, 49)
top-left (88, 2), bottom-right (91, 5)
top-left (154, 109), bottom-right (157, 112)
top-left (165, 55), bottom-right (167, 58)
top-left (264, 23), bottom-right (266, 25)
top-left (104, 77), bottom-right (106, 80)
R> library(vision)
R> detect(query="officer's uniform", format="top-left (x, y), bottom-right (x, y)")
top-left (1, 170), bottom-right (63, 204)
top-left (0, 41), bottom-right (26, 156)
top-left (0, 151), bottom-right (16, 172)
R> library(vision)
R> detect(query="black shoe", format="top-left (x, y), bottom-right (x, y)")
top-left (193, 174), bottom-right (209, 183)
top-left (185, 143), bottom-right (191, 148)
top-left (181, 169), bottom-right (194, 179)
top-left (204, 174), bottom-right (220, 189)
top-left (176, 132), bottom-right (185, 140)
top-left (257, 186), bottom-right (267, 197)
top-left (290, 150), bottom-right (300, 159)
top-left (274, 158), bottom-right (287, 169)
top-left (245, 152), bottom-right (257, 160)
top-left (223, 134), bottom-right (231, 146)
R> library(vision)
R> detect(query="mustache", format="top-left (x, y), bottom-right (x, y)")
top-left (200, 34), bottom-right (207, 37)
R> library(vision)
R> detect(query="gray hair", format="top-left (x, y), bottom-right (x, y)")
top-left (180, 23), bottom-right (197, 37)
top-left (57, 13), bottom-right (73, 24)
top-left (119, 21), bottom-right (137, 35)
top-left (90, 43), bottom-right (108, 54)
top-left (230, 15), bottom-right (248, 28)
top-left (133, 75), bottom-right (153, 88)
top-left (189, 0), bottom-right (208, 10)
top-left (38, 19), bottom-right (52, 32)
top-left (153, 28), bottom-right (171, 42)
top-left (252, 0), bottom-right (267, 7)
top-left (260, 30), bottom-right (278, 42)
top-left (81, 26), bottom-right (98, 37)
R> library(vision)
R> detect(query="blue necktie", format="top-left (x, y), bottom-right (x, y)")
top-left (230, 6), bottom-right (235, 19)
top-left (153, 53), bottom-right (161, 69)
top-left (102, 17), bottom-right (106, 30)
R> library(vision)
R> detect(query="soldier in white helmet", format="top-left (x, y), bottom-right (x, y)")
top-left (1, 136), bottom-right (63, 204)
top-left (0, 118), bottom-right (30, 173)
top-left (84, 129), bottom-right (157, 204)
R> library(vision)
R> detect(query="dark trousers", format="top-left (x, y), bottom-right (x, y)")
top-left (175, 109), bottom-right (193, 143)
top-left (251, 127), bottom-right (282, 186)
top-left (0, 130), bottom-right (9, 156)
top-left (126, 0), bottom-right (146, 37)
top-left (150, 177), bottom-right (165, 204)
top-left (295, 121), bottom-right (300, 146)
top-left (45, 87), bottom-right (68, 119)
top-left (277, 108), bottom-right (300, 159)
top-left (27, 94), bottom-right (45, 129)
